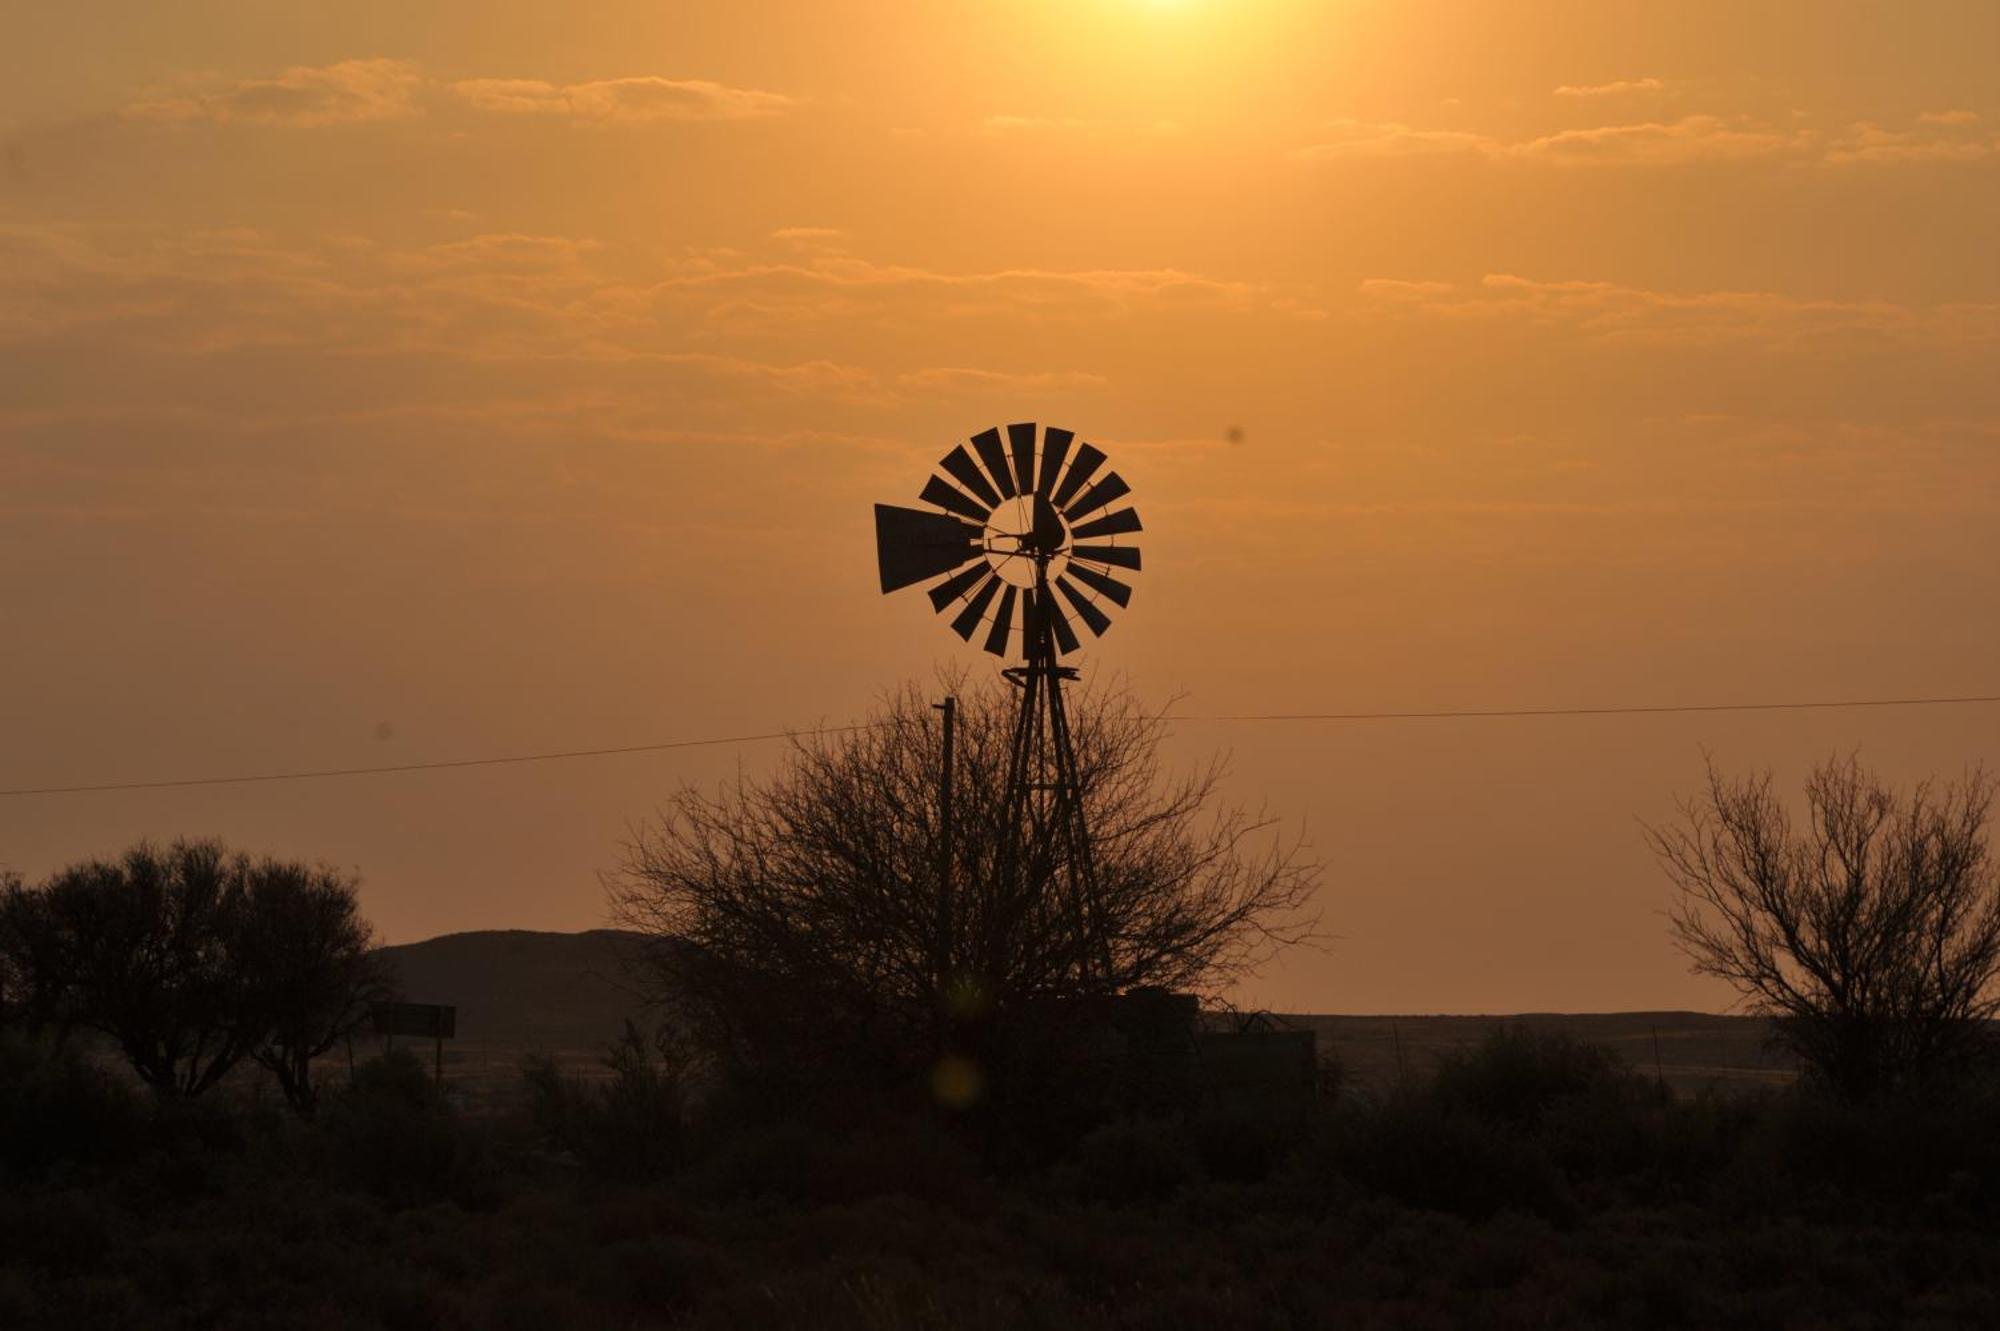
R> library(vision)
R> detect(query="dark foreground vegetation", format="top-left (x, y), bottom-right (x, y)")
top-left (7, 1025), bottom-right (2000, 1330)
top-left (8, 718), bottom-right (1999, 1326)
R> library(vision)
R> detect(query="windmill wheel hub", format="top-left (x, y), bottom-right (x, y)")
top-left (984, 495), bottom-right (1070, 588)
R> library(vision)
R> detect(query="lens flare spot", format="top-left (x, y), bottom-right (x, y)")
top-left (931, 1055), bottom-right (985, 1109)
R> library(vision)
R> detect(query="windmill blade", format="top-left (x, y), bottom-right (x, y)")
top-left (926, 560), bottom-right (992, 612)
top-left (969, 428), bottom-right (1017, 500)
top-left (1072, 506), bottom-right (1143, 540)
top-left (1051, 442), bottom-right (1105, 507)
top-left (939, 445), bottom-right (1002, 508)
top-left (1006, 423), bottom-right (1038, 495)
top-left (1070, 543), bottom-right (1142, 570)
top-left (983, 585), bottom-right (1018, 656)
top-left (1044, 589), bottom-right (1081, 655)
top-left (1057, 577), bottom-right (1113, 636)
top-left (918, 474), bottom-right (990, 524)
top-left (1036, 427), bottom-right (1074, 497)
top-left (949, 572), bottom-right (1003, 640)
top-left (1064, 471), bottom-right (1131, 522)
top-left (1064, 562), bottom-right (1132, 608)
top-left (874, 504), bottom-right (982, 592)
top-left (875, 425), bottom-right (1141, 653)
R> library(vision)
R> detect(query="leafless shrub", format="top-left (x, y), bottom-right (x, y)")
top-left (1647, 754), bottom-right (2000, 1100)
top-left (608, 678), bottom-right (1320, 1089)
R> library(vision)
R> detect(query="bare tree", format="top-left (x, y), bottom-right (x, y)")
top-left (1647, 755), bottom-right (2000, 1100)
top-left (608, 678), bottom-right (1319, 1089)
top-left (240, 863), bottom-right (393, 1116)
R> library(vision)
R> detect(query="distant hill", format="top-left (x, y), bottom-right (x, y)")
top-left (378, 929), bottom-right (1785, 1095)
top-left (376, 929), bottom-right (655, 1050)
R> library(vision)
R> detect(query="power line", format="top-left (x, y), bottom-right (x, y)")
top-left (1171, 694), bottom-right (2000, 725)
top-left (1, 692), bottom-right (1995, 799)
top-left (0, 726), bottom-right (876, 798)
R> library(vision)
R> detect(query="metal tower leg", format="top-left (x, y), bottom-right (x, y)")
top-left (997, 559), bottom-right (1112, 991)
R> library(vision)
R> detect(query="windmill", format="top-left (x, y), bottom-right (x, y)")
top-left (874, 423), bottom-right (1143, 986)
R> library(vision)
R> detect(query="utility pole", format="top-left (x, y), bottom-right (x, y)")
top-left (933, 696), bottom-right (956, 1009)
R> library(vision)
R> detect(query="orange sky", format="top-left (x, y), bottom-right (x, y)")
top-left (3, 1), bottom-right (1998, 1012)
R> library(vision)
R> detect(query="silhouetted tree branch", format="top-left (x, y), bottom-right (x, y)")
top-left (241, 863), bottom-right (393, 1116)
top-left (33, 840), bottom-right (264, 1097)
top-left (0, 868), bottom-right (25, 1030)
top-left (2, 868), bottom-right (83, 1050)
top-left (608, 678), bottom-right (1320, 1091)
top-left (1647, 754), bottom-right (2000, 1100)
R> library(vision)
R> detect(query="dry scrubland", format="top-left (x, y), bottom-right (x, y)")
top-left (9, 930), bottom-right (1991, 1330)
top-left (7, 1018), bottom-right (1999, 1330)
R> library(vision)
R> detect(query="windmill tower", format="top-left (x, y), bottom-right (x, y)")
top-left (873, 423), bottom-right (1144, 986)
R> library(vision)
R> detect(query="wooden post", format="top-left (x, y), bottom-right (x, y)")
top-left (933, 695), bottom-right (956, 1009)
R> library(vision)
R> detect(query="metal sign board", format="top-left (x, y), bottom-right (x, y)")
top-left (369, 1001), bottom-right (457, 1040)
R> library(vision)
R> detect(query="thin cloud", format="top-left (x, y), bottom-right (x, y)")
top-left (983, 115), bottom-right (1093, 133)
top-left (643, 253), bottom-right (1269, 333)
top-left (0, 223), bottom-right (1171, 415)
top-left (1356, 272), bottom-right (1998, 349)
top-left (895, 367), bottom-right (1107, 393)
top-left (1827, 117), bottom-right (1999, 164)
top-left (1513, 115), bottom-right (1798, 165)
top-left (128, 59), bottom-right (422, 128)
top-left (1293, 119), bottom-right (1492, 161)
top-left (1300, 112), bottom-right (1995, 168)
top-left (382, 233), bottom-right (604, 274)
top-left (1297, 114), bottom-right (1801, 165)
top-left (124, 61), bottom-right (793, 130)
top-left (1553, 77), bottom-right (1670, 98)
top-left (452, 76), bottom-right (793, 123)
top-left (769, 227), bottom-right (846, 254)
top-left (980, 114), bottom-right (1181, 137)
top-left (1355, 278), bottom-right (1458, 302)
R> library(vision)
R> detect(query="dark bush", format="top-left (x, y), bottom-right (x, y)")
top-left (314, 1050), bottom-right (491, 1208)
top-left (0, 1034), bottom-right (146, 1182)
top-left (686, 1101), bottom-right (985, 1209)
top-left (522, 1023), bottom-right (689, 1180)
top-left (1189, 1102), bottom-right (1301, 1185)
top-left (1728, 1084), bottom-right (2000, 1219)
top-left (1431, 1025), bottom-right (1641, 1128)
top-left (601, 1233), bottom-right (711, 1316)
top-left (1316, 1094), bottom-right (1576, 1221)
top-left (1056, 1115), bottom-right (1201, 1207)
